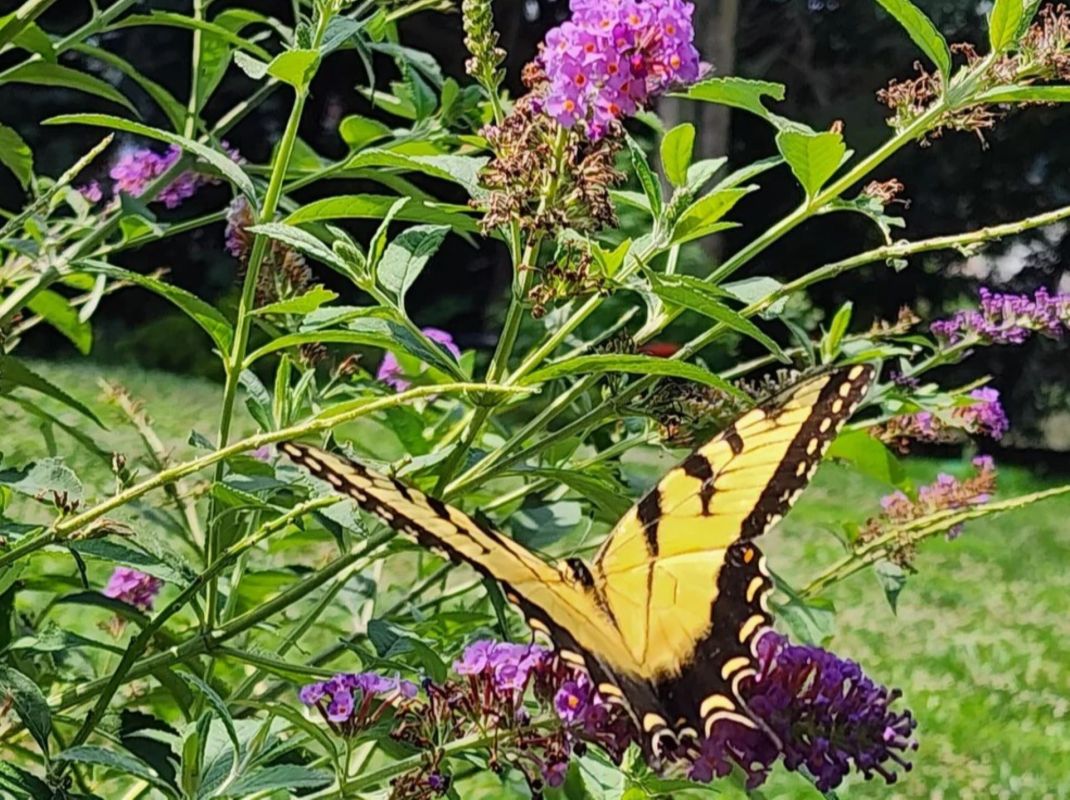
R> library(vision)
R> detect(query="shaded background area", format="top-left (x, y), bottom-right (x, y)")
top-left (1, 0), bottom-right (1068, 449)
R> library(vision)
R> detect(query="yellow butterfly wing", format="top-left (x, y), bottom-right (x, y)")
top-left (593, 365), bottom-right (875, 680)
top-left (278, 442), bottom-right (642, 677)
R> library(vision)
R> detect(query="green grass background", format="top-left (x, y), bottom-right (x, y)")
top-left (6, 362), bottom-right (1070, 799)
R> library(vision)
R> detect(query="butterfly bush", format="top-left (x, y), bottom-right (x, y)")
top-left (102, 567), bottom-right (162, 612)
top-left (536, 0), bottom-right (702, 138)
top-left (82, 142), bottom-right (241, 209)
top-left (876, 386), bottom-right (1009, 447)
top-left (299, 635), bottom-right (914, 796)
top-left (931, 287), bottom-right (1070, 345)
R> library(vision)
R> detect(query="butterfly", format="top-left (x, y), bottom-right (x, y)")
top-left (280, 364), bottom-right (876, 760)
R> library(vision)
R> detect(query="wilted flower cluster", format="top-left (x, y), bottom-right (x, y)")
top-left (299, 634), bottom-right (914, 797)
top-left (931, 287), bottom-right (1070, 345)
top-left (527, 243), bottom-right (608, 318)
top-left (103, 567), bottom-right (162, 612)
top-left (536, 0), bottom-right (701, 139)
top-left (225, 196), bottom-right (314, 304)
top-left (300, 672), bottom-right (419, 738)
top-left (479, 82), bottom-right (625, 235)
top-left (377, 327), bottom-right (460, 392)
top-left (862, 456), bottom-right (997, 564)
top-left (96, 142), bottom-right (240, 209)
top-left (880, 6), bottom-right (1070, 141)
top-left (875, 386), bottom-right (1009, 449)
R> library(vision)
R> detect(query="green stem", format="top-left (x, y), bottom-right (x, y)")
top-left (432, 126), bottom-right (571, 492)
top-left (800, 483), bottom-right (1070, 599)
top-left (0, 381), bottom-right (526, 570)
top-left (446, 199), bottom-right (1070, 493)
top-left (38, 530), bottom-right (394, 725)
top-left (64, 495), bottom-right (340, 753)
top-left (207, 7), bottom-right (336, 622)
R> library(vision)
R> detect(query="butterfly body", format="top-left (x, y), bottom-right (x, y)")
top-left (280, 364), bottom-right (876, 760)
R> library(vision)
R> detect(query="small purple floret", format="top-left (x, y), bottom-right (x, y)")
top-left (102, 567), bottom-right (163, 612)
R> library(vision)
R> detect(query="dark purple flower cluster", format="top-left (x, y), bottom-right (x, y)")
top-left (537, 0), bottom-right (702, 138)
top-left (299, 672), bottom-right (418, 737)
top-left (733, 631), bottom-right (917, 792)
top-left (931, 287), bottom-right (1070, 345)
top-left (103, 567), bottom-right (162, 612)
top-left (299, 636), bottom-right (914, 795)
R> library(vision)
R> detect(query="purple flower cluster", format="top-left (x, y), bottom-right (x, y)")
top-left (931, 287), bottom-right (1070, 345)
top-left (722, 631), bottom-right (918, 792)
top-left (377, 327), bottom-right (460, 392)
top-left (879, 455), bottom-right (996, 541)
top-left (300, 635), bottom-right (914, 795)
top-left (103, 567), bottom-right (162, 612)
top-left (877, 386), bottom-right (1009, 447)
top-left (537, 0), bottom-right (702, 138)
top-left (97, 142), bottom-right (240, 209)
top-left (299, 671), bottom-right (418, 737)
top-left (955, 387), bottom-right (1009, 440)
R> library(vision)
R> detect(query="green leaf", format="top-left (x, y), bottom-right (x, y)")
top-left (874, 0), bottom-right (952, 77)
top-left (773, 585), bottom-right (836, 646)
top-left (44, 114), bottom-right (255, 199)
top-left (0, 762), bottom-right (52, 799)
top-left (55, 746), bottom-right (176, 796)
top-left (0, 14), bottom-right (54, 59)
top-left (367, 619), bottom-right (448, 683)
top-left (217, 766), bottom-right (331, 797)
top-left (650, 274), bottom-right (789, 363)
top-left (0, 62), bottom-right (136, 113)
top-left (26, 290), bottom-right (92, 354)
top-left (108, 12), bottom-right (271, 58)
top-left (518, 468), bottom-right (632, 522)
top-left (823, 302), bottom-right (854, 361)
top-left (676, 76), bottom-right (786, 121)
top-left (176, 672), bottom-right (240, 762)
top-left (874, 559), bottom-right (908, 613)
top-left (0, 124), bottom-right (33, 189)
top-left (0, 457), bottom-right (83, 501)
top-left (286, 194), bottom-right (477, 232)
top-left (975, 84), bottom-right (1070, 103)
top-left (684, 157), bottom-right (727, 192)
top-left (0, 356), bottom-right (104, 427)
top-left (723, 275), bottom-right (788, 317)
top-left (340, 114), bottom-right (392, 150)
top-left (660, 123), bottom-right (695, 187)
top-left (252, 286), bottom-right (339, 317)
top-left (75, 261), bottom-right (234, 353)
top-left (246, 223), bottom-right (357, 283)
top-left (70, 539), bottom-right (189, 586)
top-left (268, 48), bottom-right (321, 89)
top-left (625, 134), bottom-right (662, 215)
top-left (522, 355), bottom-right (747, 399)
top-left (989, 0), bottom-right (1028, 51)
top-left (775, 130), bottom-right (846, 200)
top-left (0, 665), bottom-right (51, 756)
top-left (670, 188), bottom-right (752, 245)
top-left (827, 429), bottom-right (906, 487)
top-left (346, 150), bottom-right (489, 197)
top-left (377, 224), bottom-right (449, 308)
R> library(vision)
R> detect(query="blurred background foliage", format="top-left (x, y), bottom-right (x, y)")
top-left (1, 0), bottom-right (1067, 450)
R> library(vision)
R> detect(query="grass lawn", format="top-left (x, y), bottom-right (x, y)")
top-left (5, 361), bottom-right (1070, 798)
